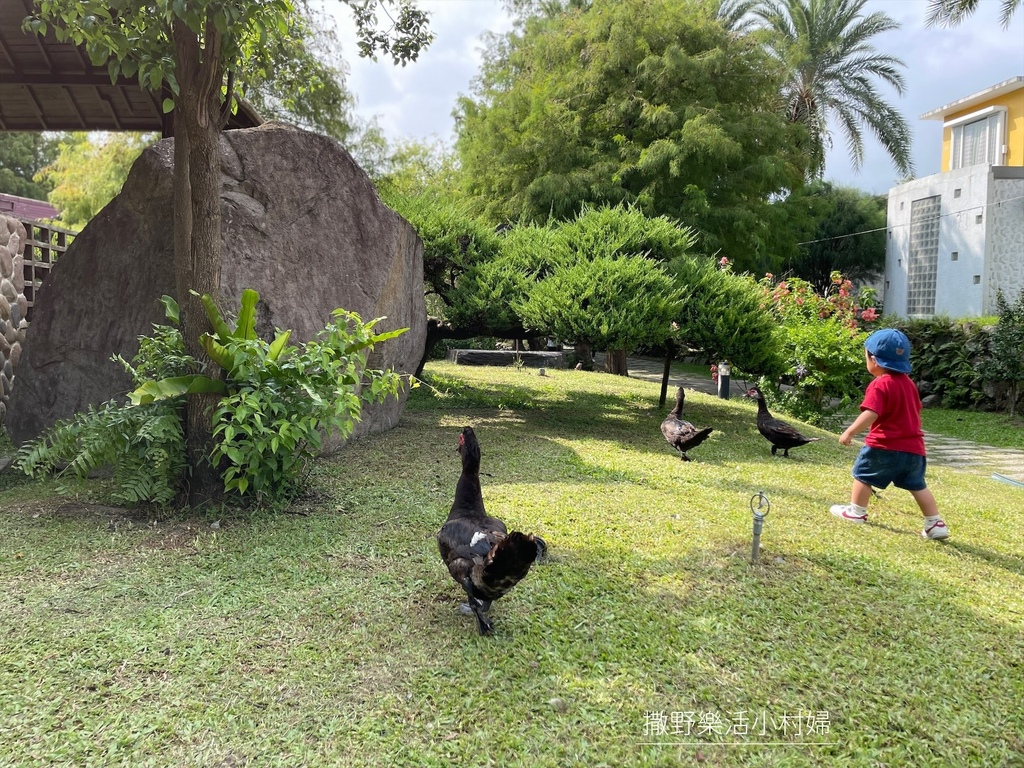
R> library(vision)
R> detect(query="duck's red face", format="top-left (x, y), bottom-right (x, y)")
top-left (457, 432), bottom-right (465, 453)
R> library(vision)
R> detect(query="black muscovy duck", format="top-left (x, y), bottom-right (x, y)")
top-left (437, 427), bottom-right (547, 635)
top-left (661, 387), bottom-right (714, 462)
top-left (744, 387), bottom-right (821, 457)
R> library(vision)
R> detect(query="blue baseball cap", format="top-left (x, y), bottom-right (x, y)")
top-left (865, 329), bottom-right (912, 373)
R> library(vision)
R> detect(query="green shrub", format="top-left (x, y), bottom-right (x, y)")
top-left (670, 256), bottom-right (783, 379)
top-left (133, 291), bottom-right (409, 504)
top-left (754, 273), bottom-right (876, 425)
top-left (18, 292), bottom-right (408, 507)
top-left (211, 308), bottom-right (407, 500)
top-left (981, 288), bottom-right (1024, 416)
top-left (900, 317), bottom-right (989, 409)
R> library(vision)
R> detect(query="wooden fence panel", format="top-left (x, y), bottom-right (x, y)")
top-left (21, 220), bottom-right (75, 322)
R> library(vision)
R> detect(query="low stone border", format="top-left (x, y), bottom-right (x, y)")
top-left (445, 349), bottom-right (566, 369)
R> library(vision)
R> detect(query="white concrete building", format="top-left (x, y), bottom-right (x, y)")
top-left (885, 77), bottom-right (1024, 318)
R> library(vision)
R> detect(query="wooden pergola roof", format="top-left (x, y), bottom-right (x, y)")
top-left (0, 0), bottom-right (260, 135)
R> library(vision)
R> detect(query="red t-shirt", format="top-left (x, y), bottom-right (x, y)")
top-left (861, 373), bottom-right (926, 456)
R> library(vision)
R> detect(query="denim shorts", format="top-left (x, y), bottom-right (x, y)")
top-left (852, 446), bottom-right (928, 492)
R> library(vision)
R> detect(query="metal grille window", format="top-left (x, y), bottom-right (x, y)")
top-left (907, 196), bottom-right (941, 315)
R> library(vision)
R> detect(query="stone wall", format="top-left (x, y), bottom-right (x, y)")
top-left (0, 215), bottom-right (29, 423)
top-left (984, 173), bottom-right (1024, 315)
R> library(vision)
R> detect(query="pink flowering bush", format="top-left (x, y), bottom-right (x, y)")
top-left (756, 272), bottom-right (879, 424)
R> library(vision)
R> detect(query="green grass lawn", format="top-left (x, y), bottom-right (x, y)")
top-left (920, 408), bottom-right (1024, 450)
top-left (2, 363), bottom-right (1023, 767)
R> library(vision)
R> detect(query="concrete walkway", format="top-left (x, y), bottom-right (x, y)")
top-left (605, 353), bottom-right (1024, 485)
top-left (595, 352), bottom-right (748, 398)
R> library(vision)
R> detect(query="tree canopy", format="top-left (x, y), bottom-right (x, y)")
top-left (0, 133), bottom-right (59, 201)
top-left (455, 0), bottom-right (808, 271)
top-left (240, 0), bottom-right (357, 141)
top-left (925, 0), bottom-right (1020, 29)
top-left (36, 133), bottom-right (155, 230)
top-left (778, 181), bottom-right (885, 293)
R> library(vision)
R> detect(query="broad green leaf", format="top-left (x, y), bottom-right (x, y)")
top-left (268, 330), bottom-right (292, 361)
top-left (160, 295), bottom-right (179, 324)
top-left (129, 376), bottom-right (227, 406)
top-left (372, 327), bottom-right (409, 343)
top-left (199, 333), bottom-right (237, 372)
top-left (201, 294), bottom-right (233, 340)
top-left (235, 289), bottom-right (259, 340)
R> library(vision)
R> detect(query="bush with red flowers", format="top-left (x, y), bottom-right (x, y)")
top-left (756, 271), bottom-right (880, 425)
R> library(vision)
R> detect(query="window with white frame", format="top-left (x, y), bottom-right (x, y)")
top-left (947, 107), bottom-right (1007, 169)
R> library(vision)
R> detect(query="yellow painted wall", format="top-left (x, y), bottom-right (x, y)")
top-left (940, 86), bottom-right (1024, 170)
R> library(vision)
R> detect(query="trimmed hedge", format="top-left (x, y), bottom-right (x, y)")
top-left (898, 317), bottom-right (1002, 411)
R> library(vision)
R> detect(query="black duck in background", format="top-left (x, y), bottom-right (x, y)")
top-left (744, 387), bottom-right (821, 458)
top-left (661, 387), bottom-right (714, 462)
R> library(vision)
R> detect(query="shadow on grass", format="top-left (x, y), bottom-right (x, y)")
top-left (0, 465), bottom-right (33, 493)
top-left (940, 540), bottom-right (1024, 577)
top-left (406, 540), bottom-right (1024, 765)
top-left (411, 370), bottom-right (838, 465)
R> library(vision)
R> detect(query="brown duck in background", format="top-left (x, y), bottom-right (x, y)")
top-left (744, 387), bottom-right (821, 457)
top-left (437, 427), bottom-right (546, 635)
top-left (661, 387), bottom-right (714, 461)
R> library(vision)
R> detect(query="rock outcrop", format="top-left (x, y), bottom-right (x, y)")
top-left (6, 123), bottom-right (425, 449)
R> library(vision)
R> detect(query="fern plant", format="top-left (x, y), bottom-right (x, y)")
top-left (16, 298), bottom-right (191, 505)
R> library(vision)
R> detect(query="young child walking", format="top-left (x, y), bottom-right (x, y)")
top-left (831, 328), bottom-right (950, 540)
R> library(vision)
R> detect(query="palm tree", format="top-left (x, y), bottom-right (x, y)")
top-left (711, 0), bottom-right (759, 34)
top-left (926, 0), bottom-right (1020, 29)
top-left (753, 0), bottom-right (913, 179)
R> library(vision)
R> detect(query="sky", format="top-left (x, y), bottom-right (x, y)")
top-left (327, 0), bottom-right (1024, 195)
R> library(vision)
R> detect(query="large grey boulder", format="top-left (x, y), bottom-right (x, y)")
top-left (6, 123), bottom-right (425, 450)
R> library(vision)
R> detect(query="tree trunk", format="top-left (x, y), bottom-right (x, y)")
top-left (574, 341), bottom-right (594, 371)
top-left (173, 17), bottom-right (225, 507)
top-left (659, 341), bottom-right (676, 408)
top-left (604, 348), bottom-right (629, 376)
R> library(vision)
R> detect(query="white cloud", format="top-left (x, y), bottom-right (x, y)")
top-left (326, 0), bottom-right (514, 144)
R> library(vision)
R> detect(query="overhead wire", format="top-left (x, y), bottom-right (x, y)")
top-left (795, 193), bottom-right (1024, 247)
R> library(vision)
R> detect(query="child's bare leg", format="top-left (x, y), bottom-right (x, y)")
top-left (851, 480), bottom-right (873, 508)
top-left (910, 488), bottom-right (939, 517)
